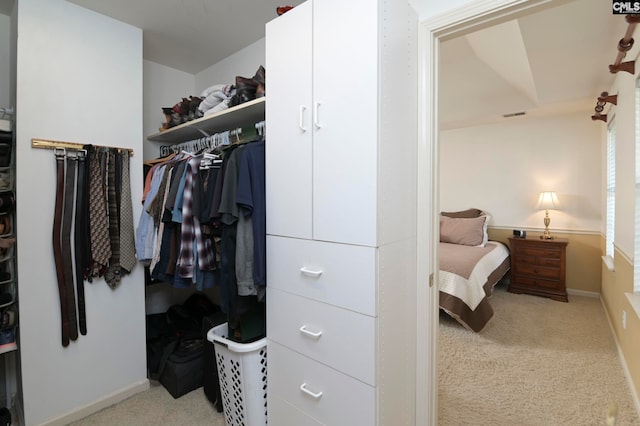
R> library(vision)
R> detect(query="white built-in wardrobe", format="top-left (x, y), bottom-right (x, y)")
top-left (265, 0), bottom-right (418, 423)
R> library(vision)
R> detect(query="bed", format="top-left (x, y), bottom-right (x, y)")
top-left (438, 209), bottom-right (510, 332)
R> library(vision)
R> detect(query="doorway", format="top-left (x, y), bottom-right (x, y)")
top-left (416, 0), bottom-right (596, 424)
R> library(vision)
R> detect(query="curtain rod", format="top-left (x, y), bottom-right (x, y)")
top-left (593, 16), bottom-right (639, 122)
top-left (609, 15), bottom-right (640, 74)
top-left (31, 138), bottom-right (134, 156)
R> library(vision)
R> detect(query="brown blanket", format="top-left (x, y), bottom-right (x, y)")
top-left (439, 241), bottom-right (510, 332)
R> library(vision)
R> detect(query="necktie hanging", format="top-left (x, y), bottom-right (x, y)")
top-left (35, 139), bottom-right (136, 347)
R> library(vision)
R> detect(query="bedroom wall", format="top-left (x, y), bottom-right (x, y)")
top-left (440, 110), bottom-right (602, 293)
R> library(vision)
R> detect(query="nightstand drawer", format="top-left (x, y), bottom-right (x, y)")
top-left (514, 255), bottom-right (561, 268)
top-left (514, 264), bottom-right (561, 279)
top-left (514, 246), bottom-right (560, 258)
top-left (512, 275), bottom-right (562, 291)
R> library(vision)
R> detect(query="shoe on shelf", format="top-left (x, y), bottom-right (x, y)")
top-left (0, 237), bottom-right (15, 254)
top-left (0, 192), bottom-right (13, 214)
top-left (0, 327), bottom-right (15, 348)
top-left (229, 76), bottom-right (258, 108)
top-left (0, 307), bottom-right (15, 330)
top-left (253, 65), bottom-right (266, 97)
top-left (0, 215), bottom-right (11, 236)
top-left (0, 171), bottom-right (10, 190)
top-left (0, 407), bottom-right (10, 426)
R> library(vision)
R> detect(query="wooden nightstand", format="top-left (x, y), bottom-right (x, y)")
top-left (508, 237), bottom-right (569, 302)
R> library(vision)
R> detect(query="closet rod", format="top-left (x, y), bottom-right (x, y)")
top-left (31, 138), bottom-right (134, 156)
top-left (609, 15), bottom-right (640, 74)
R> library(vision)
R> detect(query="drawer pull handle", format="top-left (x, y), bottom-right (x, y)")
top-left (314, 102), bottom-right (322, 129)
top-left (300, 267), bottom-right (323, 278)
top-left (300, 383), bottom-right (323, 399)
top-left (299, 325), bottom-right (323, 338)
top-left (299, 105), bottom-right (308, 132)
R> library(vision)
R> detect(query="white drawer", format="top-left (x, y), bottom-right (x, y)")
top-left (268, 395), bottom-right (324, 426)
top-left (266, 236), bottom-right (376, 316)
top-left (267, 288), bottom-right (375, 386)
top-left (267, 341), bottom-right (375, 425)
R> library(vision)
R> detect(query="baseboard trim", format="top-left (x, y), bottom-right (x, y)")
top-left (567, 288), bottom-right (600, 298)
top-left (600, 299), bottom-right (640, 417)
top-left (39, 379), bottom-right (150, 426)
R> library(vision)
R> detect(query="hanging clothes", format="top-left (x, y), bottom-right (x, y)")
top-left (135, 136), bottom-right (267, 342)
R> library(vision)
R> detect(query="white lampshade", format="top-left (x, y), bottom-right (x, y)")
top-left (537, 191), bottom-right (560, 210)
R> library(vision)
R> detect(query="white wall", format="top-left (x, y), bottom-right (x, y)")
top-left (16, 1), bottom-right (147, 424)
top-left (440, 110), bottom-right (602, 232)
top-left (195, 38), bottom-right (266, 94)
top-left (142, 60), bottom-right (194, 161)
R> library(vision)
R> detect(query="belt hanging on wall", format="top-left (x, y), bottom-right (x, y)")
top-left (32, 138), bottom-right (135, 347)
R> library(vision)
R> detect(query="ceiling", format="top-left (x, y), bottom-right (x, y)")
top-left (439, 0), bottom-right (631, 129)
top-left (3, 0), bottom-right (634, 128)
top-left (67, 0), bottom-right (306, 75)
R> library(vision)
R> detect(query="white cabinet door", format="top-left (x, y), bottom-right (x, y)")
top-left (266, 0), bottom-right (379, 247)
top-left (312, 0), bottom-right (378, 247)
top-left (266, 1), bottom-right (313, 240)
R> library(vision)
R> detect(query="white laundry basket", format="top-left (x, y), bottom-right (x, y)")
top-left (207, 323), bottom-right (267, 426)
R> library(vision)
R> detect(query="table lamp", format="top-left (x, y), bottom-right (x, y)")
top-left (537, 191), bottom-right (560, 240)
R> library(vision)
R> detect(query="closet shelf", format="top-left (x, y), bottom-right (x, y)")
top-left (146, 97), bottom-right (265, 144)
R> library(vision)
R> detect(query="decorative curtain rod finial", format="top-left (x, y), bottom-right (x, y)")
top-left (609, 60), bottom-right (635, 74)
top-left (626, 15), bottom-right (640, 24)
top-left (598, 92), bottom-right (618, 106)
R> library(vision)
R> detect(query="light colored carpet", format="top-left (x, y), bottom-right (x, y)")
top-left (439, 283), bottom-right (640, 426)
top-left (69, 381), bottom-right (226, 426)
top-left (69, 283), bottom-right (640, 425)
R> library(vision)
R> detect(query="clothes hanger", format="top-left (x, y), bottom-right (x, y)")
top-left (144, 151), bottom-right (177, 166)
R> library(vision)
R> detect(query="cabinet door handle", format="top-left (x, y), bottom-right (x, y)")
top-left (300, 267), bottom-right (323, 278)
top-left (314, 102), bottom-right (322, 129)
top-left (299, 105), bottom-right (308, 132)
top-left (299, 325), bottom-right (323, 338)
top-left (300, 383), bottom-right (323, 399)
